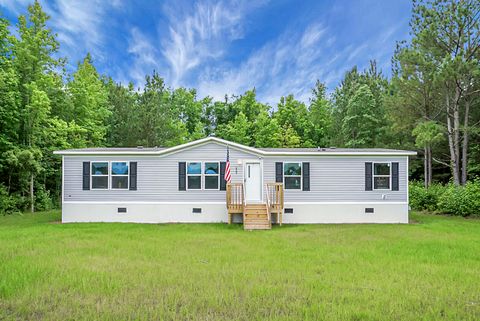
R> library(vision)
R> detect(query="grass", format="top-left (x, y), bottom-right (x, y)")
top-left (0, 212), bottom-right (479, 320)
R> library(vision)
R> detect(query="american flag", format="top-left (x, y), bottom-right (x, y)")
top-left (224, 146), bottom-right (231, 183)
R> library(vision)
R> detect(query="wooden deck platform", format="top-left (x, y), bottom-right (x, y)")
top-left (226, 182), bottom-right (284, 230)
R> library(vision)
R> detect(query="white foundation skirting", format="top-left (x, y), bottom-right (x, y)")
top-left (62, 202), bottom-right (409, 224)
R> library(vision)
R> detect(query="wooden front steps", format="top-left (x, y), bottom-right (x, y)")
top-left (243, 204), bottom-right (271, 230)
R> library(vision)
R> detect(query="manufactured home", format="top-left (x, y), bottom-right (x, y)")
top-left (54, 137), bottom-right (416, 229)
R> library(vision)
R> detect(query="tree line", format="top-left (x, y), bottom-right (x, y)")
top-left (0, 0), bottom-right (479, 213)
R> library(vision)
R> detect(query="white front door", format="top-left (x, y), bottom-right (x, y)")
top-left (244, 162), bottom-right (262, 203)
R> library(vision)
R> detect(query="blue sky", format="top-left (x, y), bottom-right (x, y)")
top-left (1, 0), bottom-right (412, 104)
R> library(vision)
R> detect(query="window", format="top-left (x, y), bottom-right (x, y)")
top-left (91, 162), bottom-right (108, 189)
top-left (187, 162), bottom-right (202, 189)
top-left (111, 162), bottom-right (129, 189)
top-left (204, 162), bottom-right (219, 190)
top-left (284, 162), bottom-right (302, 190)
top-left (373, 163), bottom-right (391, 190)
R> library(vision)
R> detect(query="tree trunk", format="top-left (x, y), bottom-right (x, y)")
top-left (427, 145), bottom-right (432, 186)
top-left (446, 91), bottom-right (461, 185)
top-left (30, 174), bottom-right (34, 213)
top-left (424, 146), bottom-right (429, 188)
top-left (461, 100), bottom-right (470, 185)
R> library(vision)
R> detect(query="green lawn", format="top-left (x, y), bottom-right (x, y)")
top-left (0, 212), bottom-right (479, 320)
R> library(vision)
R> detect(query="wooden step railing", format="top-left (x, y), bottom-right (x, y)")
top-left (226, 182), bottom-right (244, 224)
top-left (266, 183), bottom-right (284, 225)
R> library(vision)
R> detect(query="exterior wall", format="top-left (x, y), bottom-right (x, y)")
top-left (63, 141), bottom-right (259, 202)
top-left (62, 202), bottom-right (408, 224)
top-left (62, 202), bottom-right (231, 223)
top-left (263, 156), bottom-right (408, 202)
top-left (281, 202), bottom-right (409, 224)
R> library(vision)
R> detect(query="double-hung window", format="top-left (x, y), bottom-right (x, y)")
top-left (204, 162), bottom-right (219, 190)
top-left (111, 162), bottom-right (129, 189)
top-left (91, 162), bottom-right (108, 189)
top-left (373, 163), bottom-right (391, 190)
top-left (187, 162), bottom-right (202, 189)
top-left (284, 162), bottom-right (302, 190)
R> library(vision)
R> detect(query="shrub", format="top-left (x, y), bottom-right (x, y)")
top-left (438, 180), bottom-right (480, 217)
top-left (0, 185), bottom-right (23, 215)
top-left (409, 181), bottom-right (446, 212)
top-left (34, 184), bottom-right (53, 212)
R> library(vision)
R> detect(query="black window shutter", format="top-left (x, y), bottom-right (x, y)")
top-left (392, 162), bottom-right (399, 191)
top-left (129, 162), bottom-right (137, 190)
top-left (365, 162), bottom-right (373, 191)
top-left (82, 162), bottom-right (90, 190)
top-left (302, 162), bottom-right (310, 191)
top-left (178, 162), bottom-right (186, 191)
top-left (220, 162), bottom-right (227, 191)
top-left (275, 162), bottom-right (283, 183)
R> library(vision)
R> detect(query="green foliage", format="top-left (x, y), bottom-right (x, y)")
top-left (409, 181), bottom-right (445, 212)
top-left (412, 121), bottom-right (444, 149)
top-left (67, 54), bottom-right (110, 145)
top-left (342, 84), bottom-right (380, 147)
top-left (438, 180), bottom-right (480, 217)
top-left (0, 185), bottom-right (22, 215)
top-left (216, 112), bottom-right (252, 145)
top-left (410, 180), bottom-right (480, 217)
top-left (33, 184), bottom-right (52, 212)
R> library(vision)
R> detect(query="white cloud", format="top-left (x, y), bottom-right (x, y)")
top-left (1, 0), bottom-right (121, 67)
top-left (196, 23), bottom-right (331, 105)
top-left (126, 27), bottom-right (162, 87)
top-left (0, 0), bottom-right (31, 15)
top-left (160, 0), bottom-right (267, 87)
top-left (47, 0), bottom-right (121, 65)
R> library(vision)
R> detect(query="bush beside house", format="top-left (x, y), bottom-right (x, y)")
top-left (410, 180), bottom-right (480, 217)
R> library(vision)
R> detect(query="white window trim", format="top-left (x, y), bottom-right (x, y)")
top-left (204, 161), bottom-right (220, 190)
top-left (186, 161), bottom-right (203, 190)
top-left (91, 161), bottom-right (109, 190)
top-left (283, 162), bottom-right (302, 190)
top-left (111, 161), bottom-right (130, 190)
top-left (372, 162), bottom-right (392, 191)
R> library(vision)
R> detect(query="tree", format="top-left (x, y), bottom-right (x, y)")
top-left (253, 112), bottom-right (282, 148)
top-left (341, 84), bottom-right (381, 147)
top-left (216, 112), bottom-right (252, 146)
top-left (280, 124), bottom-right (301, 148)
top-left (308, 80), bottom-right (333, 147)
top-left (332, 62), bottom-right (388, 147)
top-left (412, 121), bottom-right (445, 187)
top-left (12, 0), bottom-right (62, 146)
top-left (275, 95), bottom-right (313, 147)
top-left (409, 0), bottom-right (480, 185)
top-left (0, 17), bottom-right (20, 154)
top-left (105, 80), bottom-right (138, 146)
top-left (67, 54), bottom-right (110, 145)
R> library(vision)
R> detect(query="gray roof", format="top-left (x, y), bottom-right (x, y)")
top-left (58, 147), bottom-right (166, 153)
top-left (258, 147), bottom-right (410, 153)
